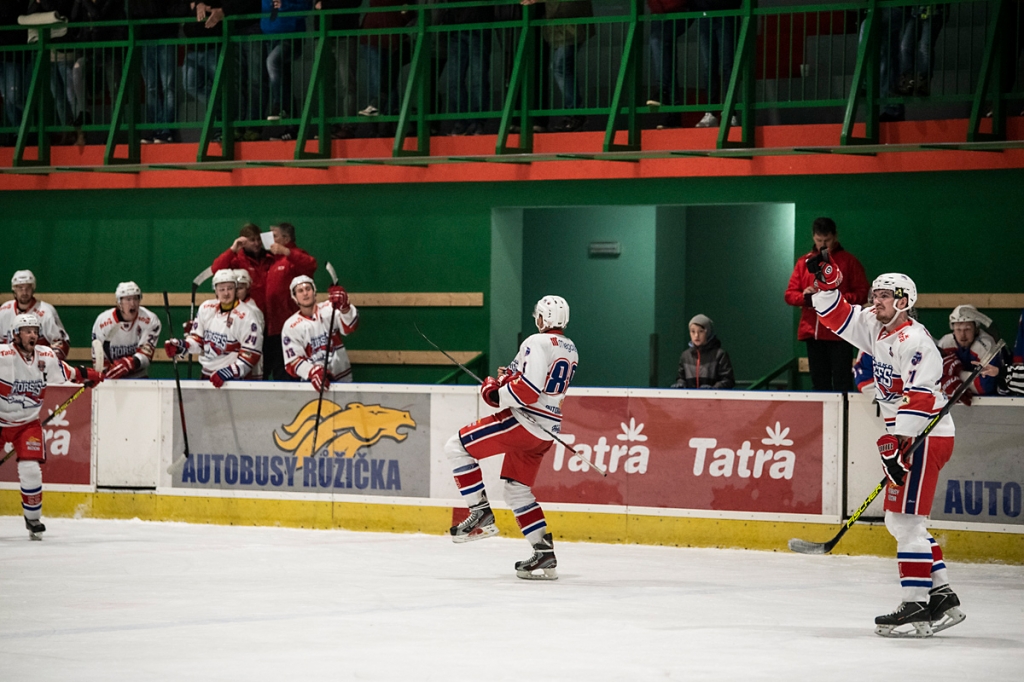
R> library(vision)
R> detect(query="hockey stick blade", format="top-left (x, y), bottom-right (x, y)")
top-left (326, 262), bottom-right (338, 286)
top-left (193, 266), bottom-right (213, 288)
top-left (787, 538), bottom-right (831, 555)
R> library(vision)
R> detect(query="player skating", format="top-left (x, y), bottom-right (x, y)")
top-left (234, 270), bottom-right (266, 380)
top-left (445, 295), bottom-right (578, 580)
top-left (808, 253), bottom-right (964, 638)
top-left (163, 270), bottom-right (262, 386)
top-left (0, 314), bottom-right (102, 539)
top-left (0, 270), bottom-right (71, 361)
top-left (281, 276), bottom-right (359, 390)
top-left (91, 282), bottom-right (163, 380)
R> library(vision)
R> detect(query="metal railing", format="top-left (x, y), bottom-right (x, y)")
top-left (436, 352), bottom-right (487, 384)
top-left (0, 0), bottom-right (1020, 168)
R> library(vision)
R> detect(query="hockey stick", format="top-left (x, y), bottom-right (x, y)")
top-left (788, 339), bottom-right (1005, 555)
top-left (164, 291), bottom-right (192, 473)
top-left (414, 323), bottom-right (607, 477)
top-left (189, 267), bottom-right (213, 379)
top-left (310, 300), bottom-right (337, 459)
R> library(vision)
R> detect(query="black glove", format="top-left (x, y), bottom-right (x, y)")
top-left (805, 248), bottom-right (831, 283)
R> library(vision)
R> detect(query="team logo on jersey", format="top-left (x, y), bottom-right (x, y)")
top-left (273, 401), bottom-right (416, 465)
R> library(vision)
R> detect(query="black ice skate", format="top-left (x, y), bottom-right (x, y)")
top-left (874, 601), bottom-right (933, 638)
top-left (25, 516), bottom-right (46, 541)
top-left (928, 585), bottom-right (966, 633)
top-left (515, 532), bottom-right (558, 581)
top-left (450, 498), bottom-right (498, 543)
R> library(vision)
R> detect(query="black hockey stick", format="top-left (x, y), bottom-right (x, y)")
top-left (415, 323), bottom-right (607, 477)
top-left (188, 267), bottom-right (213, 379)
top-left (788, 339), bottom-right (1005, 555)
top-left (164, 291), bottom-right (191, 464)
top-left (310, 301), bottom-right (338, 459)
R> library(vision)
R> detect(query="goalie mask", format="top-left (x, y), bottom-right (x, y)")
top-left (534, 295), bottom-right (570, 330)
top-left (871, 273), bottom-right (917, 311)
top-left (949, 304), bottom-right (992, 330)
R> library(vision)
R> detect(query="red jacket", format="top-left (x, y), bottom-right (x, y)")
top-left (212, 244), bottom-right (317, 336)
top-left (784, 243), bottom-right (868, 341)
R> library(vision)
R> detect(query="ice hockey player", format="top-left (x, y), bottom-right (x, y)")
top-left (92, 282), bottom-right (163, 380)
top-left (234, 269), bottom-right (265, 380)
top-left (808, 252), bottom-right (964, 638)
top-left (163, 269), bottom-right (262, 386)
top-left (0, 314), bottom-right (102, 539)
top-left (281, 275), bottom-right (358, 390)
top-left (0, 270), bottom-right (70, 361)
top-left (937, 304), bottom-right (1003, 401)
top-left (445, 295), bottom-right (578, 580)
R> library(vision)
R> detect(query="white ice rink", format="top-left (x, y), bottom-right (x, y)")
top-left (1, 517), bottom-right (1022, 681)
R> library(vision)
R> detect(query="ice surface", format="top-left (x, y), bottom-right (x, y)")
top-left (1, 517), bottom-right (1022, 681)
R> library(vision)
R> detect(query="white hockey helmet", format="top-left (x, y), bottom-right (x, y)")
top-left (233, 269), bottom-right (252, 286)
top-left (11, 312), bottom-right (41, 336)
top-left (534, 295), bottom-right (570, 329)
top-left (871, 273), bottom-right (917, 311)
top-left (115, 281), bottom-right (142, 302)
top-left (949, 304), bottom-right (992, 329)
top-left (212, 269), bottom-right (237, 290)
top-left (290, 275), bottom-right (316, 303)
top-left (11, 270), bottom-right (36, 289)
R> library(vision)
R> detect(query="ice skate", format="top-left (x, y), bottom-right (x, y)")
top-left (25, 516), bottom-right (46, 541)
top-left (450, 499), bottom-right (498, 544)
top-left (515, 532), bottom-right (558, 580)
top-left (874, 601), bottom-right (933, 638)
top-left (928, 585), bottom-right (966, 633)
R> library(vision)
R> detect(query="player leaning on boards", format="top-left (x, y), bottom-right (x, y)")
top-left (446, 296), bottom-right (578, 580)
top-left (91, 282), bottom-right (163, 380)
top-left (807, 252), bottom-right (964, 638)
top-left (0, 270), bottom-right (71, 361)
top-left (0, 314), bottom-right (102, 540)
top-left (163, 270), bottom-right (263, 387)
top-left (281, 275), bottom-right (359, 390)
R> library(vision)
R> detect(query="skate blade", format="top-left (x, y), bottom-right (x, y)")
top-left (932, 607), bottom-right (966, 633)
top-left (874, 621), bottom-right (933, 638)
top-left (516, 567), bottom-right (558, 581)
top-left (450, 524), bottom-right (498, 544)
top-left (29, 532), bottom-right (43, 541)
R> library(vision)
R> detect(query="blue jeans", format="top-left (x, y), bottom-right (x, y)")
top-left (899, 9), bottom-right (944, 81)
top-left (266, 39), bottom-right (299, 116)
top-left (183, 45), bottom-right (218, 105)
top-left (551, 44), bottom-right (581, 109)
top-left (696, 15), bottom-right (736, 105)
top-left (362, 44), bottom-right (401, 114)
top-left (648, 17), bottom-right (690, 104)
top-left (142, 44), bottom-right (176, 136)
top-left (1, 60), bottom-right (30, 128)
top-left (445, 30), bottom-right (492, 120)
top-left (50, 54), bottom-right (79, 126)
top-left (861, 8), bottom-right (908, 116)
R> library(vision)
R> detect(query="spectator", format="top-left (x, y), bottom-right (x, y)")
top-left (262, 0), bottom-right (314, 140)
top-left (178, 0), bottom-right (226, 116)
top-left (691, 0), bottom-right (739, 128)
top-left (784, 217), bottom-right (868, 392)
top-left (316, 0), bottom-right (361, 139)
top-left (130, 0), bottom-right (184, 144)
top-left (937, 304), bottom-right (1002, 401)
top-left (1, 0), bottom-right (29, 139)
top-left (440, 0), bottom-right (494, 136)
top-left (0, 270), bottom-right (71, 361)
top-left (25, 0), bottom-right (76, 139)
top-left (212, 223), bottom-right (272, 314)
top-left (645, 0), bottom-right (689, 129)
top-left (230, 0), bottom-right (264, 140)
top-left (859, 5), bottom-right (909, 122)
top-left (671, 314), bottom-right (735, 389)
top-left (358, 0), bottom-right (411, 123)
top-left (895, 5), bottom-right (945, 98)
top-left (69, 0), bottom-right (127, 138)
top-left (522, 0), bottom-right (593, 133)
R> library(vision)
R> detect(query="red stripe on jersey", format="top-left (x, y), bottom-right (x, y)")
top-left (901, 390), bottom-right (940, 416)
top-left (341, 314), bottom-right (359, 335)
top-left (509, 376), bottom-right (540, 404)
top-left (818, 296), bottom-right (854, 335)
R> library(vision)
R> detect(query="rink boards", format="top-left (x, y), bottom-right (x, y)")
top-left (1, 382), bottom-right (1022, 563)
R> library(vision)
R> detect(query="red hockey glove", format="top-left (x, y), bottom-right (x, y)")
top-left (481, 376), bottom-right (501, 407)
top-left (497, 367), bottom-right (520, 387)
top-left (309, 364), bottom-right (329, 393)
top-left (328, 285), bottom-right (349, 312)
top-left (940, 351), bottom-right (971, 405)
top-left (164, 339), bottom-right (187, 359)
top-left (878, 434), bottom-right (913, 487)
top-left (182, 320), bottom-right (194, 336)
top-left (75, 366), bottom-right (103, 388)
top-left (209, 366), bottom-right (239, 388)
top-left (805, 249), bottom-right (843, 291)
top-left (104, 356), bottom-right (139, 380)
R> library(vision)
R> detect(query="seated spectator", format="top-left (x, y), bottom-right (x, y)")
top-left (671, 314), bottom-right (734, 389)
top-left (937, 304), bottom-right (1003, 402)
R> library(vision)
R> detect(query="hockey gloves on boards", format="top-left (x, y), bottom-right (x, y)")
top-left (74, 366), bottom-right (103, 388)
top-left (104, 355), bottom-right (140, 380)
top-left (209, 366), bottom-right (240, 388)
top-left (481, 376), bottom-right (501, 407)
top-left (309, 364), bottom-right (329, 393)
top-left (328, 286), bottom-right (350, 312)
top-left (805, 248), bottom-right (843, 291)
top-left (940, 351), bottom-right (972, 406)
top-left (164, 339), bottom-right (188, 359)
top-left (878, 434), bottom-right (913, 487)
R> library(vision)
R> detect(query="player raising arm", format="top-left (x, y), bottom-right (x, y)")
top-left (281, 275), bottom-right (359, 390)
top-left (808, 252), bottom-right (963, 638)
top-left (92, 282), bottom-right (163, 380)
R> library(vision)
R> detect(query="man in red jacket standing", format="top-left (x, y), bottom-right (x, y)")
top-left (212, 222), bottom-right (317, 380)
top-left (784, 217), bottom-right (868, 391)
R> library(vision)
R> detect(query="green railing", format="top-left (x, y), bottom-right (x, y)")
top-left (1, 0), bottom-right (1020, 168)
top-left (748, 356), bottom-right (800, 390)
top-left (436, 352), bottom-right (488, 384)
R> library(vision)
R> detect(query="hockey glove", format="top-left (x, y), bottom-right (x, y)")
top-left (481, 376), bottom-right (501, 408)
top-left (328, 285), bottom-right (349, 312)
top-left (805, 249), bottom-right (843, 291)
top-left (104, 355), bottom-right (140, 380)
top-left (877, 434), bottom-right (913, 487)
top-left (309, 364), bottom-right (329, 393)
top-left (210, 366), bottom-right (239, 388)
top-left (182, 320), bottom-right (194, 336)
top-left (497, 368), bottom-right (520, 387)
top-left (75, 366), bottom-right (103, 388)
top-left (164, 339), bottom-right (187, 359)
top-left (940, 351), bottom-right (971, 405)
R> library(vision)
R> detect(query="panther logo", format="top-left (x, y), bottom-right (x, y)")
top-left (273, 401), bottom-right (416, 465)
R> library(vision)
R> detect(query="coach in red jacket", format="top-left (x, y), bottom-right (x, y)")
top-left (784, 217), bottom-right (868, 391)
top-left (212, 222), bottom-right (317, 380)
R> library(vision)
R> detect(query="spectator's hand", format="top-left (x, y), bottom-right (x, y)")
top-left (273, 0), bottom-right (281, 8)
top-left (196, 2), bottom-right (209, 21)
top-left (205, 8), bottom-right (224, 28)
top-left (315, 1), bottom-right (321, 8)
top-left (328, 285), bottom-right (349, 311)
top-left (269, 242), bottom-right (291, 257)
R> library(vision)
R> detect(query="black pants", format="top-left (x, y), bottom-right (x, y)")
top-left (262, 334), bottom-right (296, 382)
top-left (806, 339), bottom-right (853, 392)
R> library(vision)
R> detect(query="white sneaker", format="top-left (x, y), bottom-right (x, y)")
top-left (695, 112), bottom-right (718, 128)
top-left (358, 105), bottom-right (379, 117)
top-left (730, 116), bottom-right (739, 126)
top-left (645, 99), bottom-right (662, 107)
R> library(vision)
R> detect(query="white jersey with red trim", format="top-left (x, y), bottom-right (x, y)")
top-left (813, 289), bottom-right (953, 437)
top-left (937, 330), bottom-right (1001, 396)
top-left (91, 306), bottom-right (162, 378)
top-left (183, 300), bottom-right (262, 377)
top-left (281, 302), bottom-right (359, 383)
top-left (0, 299), bottom-right (70, 360)
top-left (0, 344), bottom-right (76, 427)
top-left (238, 297), bottom-right (265, 380)
top-left (498, 330), bottom-right (578, 440)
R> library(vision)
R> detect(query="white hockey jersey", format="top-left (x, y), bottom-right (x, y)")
top-left (0, 344), bottom-right (76, 427)
top-left (0, 299), bottom-right (70, 360)
top-left (498, 329), bottom-right (579, 440)
top-left (937, 330), bottom-right (1001, 396)
top-left (813, 289), bottom-right (953, 437)
top-left (91, 306), bottom-right (162, 378)
top-left (281, 302), bottom-right (359, 382)
top-left (238, 297), bottom-right (265, 380)
top-left (183, 300), bottom-right (262, 377)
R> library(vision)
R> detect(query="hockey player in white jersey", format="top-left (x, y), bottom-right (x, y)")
top-left (281, 276), bottom-right (359, 390)
top-left (937, 304), bottom-right (1003, 401)
top-left (234, 269), bottom-right (265, 380)
top-left (808, 251), bottom-right (963, 638)
top-left (446, 295), bottom-right (578, 580)
top-left (0, 270), bottom-right (70, 361)
top-left (0, 314), bottom-right (102, 539)
top-left (163, 270), bottom-right (262, 387)
top-left (92, 282), bottom-right (163, 380)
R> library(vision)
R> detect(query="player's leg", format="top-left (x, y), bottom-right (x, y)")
top-left (504, 478), bottom-right (557, 580)
top-left (445, 429), bottom-right (497, 543)
top-left (11, 423), bottom-right (46, 539)
top-left (926, 534), bottom-right (965, 631)
top-left (875, 511), bottom-right (933, 637)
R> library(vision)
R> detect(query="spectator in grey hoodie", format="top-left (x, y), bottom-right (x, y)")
top-left (671, 313), bottom-right (735, 389)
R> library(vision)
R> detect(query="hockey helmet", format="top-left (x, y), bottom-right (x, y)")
top-left (212, 269), bottom-right (237, 290)
top-left (11, 312), bottom-right (41, 336)
top-left (534, 295), bottom-right (570, 329)
top-left (115, 281), bottom-right (142, 302)
top-left (871, 273), bottom-right (917, 311)
top-left (233, 269), bottom-right (252, 286)
top-left (290, 275), bottom-right (316, 303)
top-left (949, 304), bottom-right (992, 329)
top-left (11, 270), bottom-right (35, 289)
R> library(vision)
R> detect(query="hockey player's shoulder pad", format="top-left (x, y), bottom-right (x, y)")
top-left (96, 308), bottom-right (120, 332)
